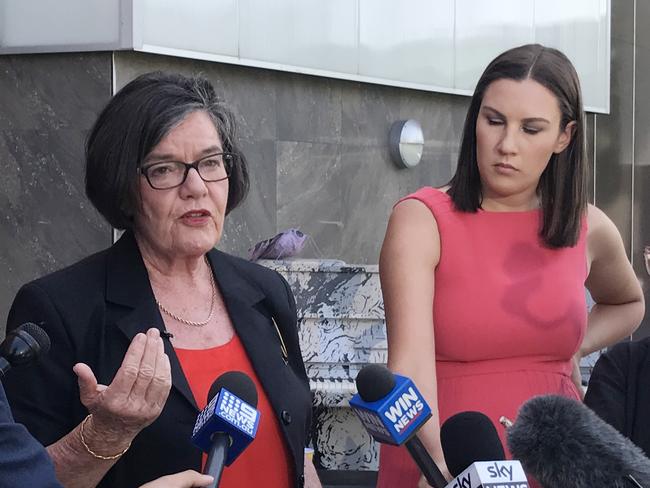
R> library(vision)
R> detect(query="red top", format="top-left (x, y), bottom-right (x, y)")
top-left (175, 334), bottom-right (293, 487)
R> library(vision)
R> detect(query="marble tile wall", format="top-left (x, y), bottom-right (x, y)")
top-left (262, 259), bottom-right (385, 471)
top-left (113, 51), bottom-right (467, 265)
top-left (0, 53), bottom-right (112, 334)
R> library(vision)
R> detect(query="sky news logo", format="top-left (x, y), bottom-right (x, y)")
top-left (448, 461), bottom-right (529, 488)
top-left (383, 387), bottom-right (424, 433)
top-left (481, 484), bottom-right (528, 488)
top-left (217, 390), bottom-right (258, 436)
top-left (449, 474), bottom-right (528, 488)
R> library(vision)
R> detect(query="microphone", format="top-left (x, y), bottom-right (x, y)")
top-left (191, 371), bottom-right (260, 487)
top-left (440, 411), bottom-right (528, 488)
top-left (0, 322), bottom-right (51, 378)
top-left (350, 364), bottom-right (447, 488)
top-left (507, 395), bottom-right (650, 488)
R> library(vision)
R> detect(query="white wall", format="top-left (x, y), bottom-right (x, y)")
top-left (0, 0), bottom-right (610, 112)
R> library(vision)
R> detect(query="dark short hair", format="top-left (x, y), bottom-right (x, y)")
top-left (448, 44), bottom-right (587, 248)
top-left (85, 71), bottom-right (249, 230)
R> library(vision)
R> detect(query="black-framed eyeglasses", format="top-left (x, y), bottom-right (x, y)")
top-left (138, 152), bottom-right (237, 190)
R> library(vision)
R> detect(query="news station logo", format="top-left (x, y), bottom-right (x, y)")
top-left (448, 461), bottom-right (529, 488)
top-left (350, 374), bottom-right (432, 445)
top-left (217, 390), bottom-right (258, 436)
top-left (383, 386), bottom-right (424, 433)
top-left (354, 409), bottom-right (392, 439)
top-left (192, 393), bottom-right (220, 436)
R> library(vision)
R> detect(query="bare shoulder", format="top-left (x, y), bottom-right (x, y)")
top-left (392, 197), bottom-right (438, 225)
top-left (586, 204), bottom-right (624, 259)
top-left (586, 204), bottom-right (614, 233)
top-left (384, 198), bottom-right (441, 266)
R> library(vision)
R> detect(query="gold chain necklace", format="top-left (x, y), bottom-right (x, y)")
top-left (155, 261), bottom-right (217, 327)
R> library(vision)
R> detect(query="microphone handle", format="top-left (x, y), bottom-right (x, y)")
top-left (405, 435), bottom-right (447, 488)
top-left (204, 433), bottom-right (230, 488)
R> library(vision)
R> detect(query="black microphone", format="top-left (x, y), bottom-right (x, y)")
top-left (191, 371), bottom-right (260, 488)
top-left (441, 411), bottom-right (506, 477)
top-left (350, 365), bottom-right (447, 488)
top-left (441, 411), bottom-right (528, 487)
top-left (507, 395), bottom-right (650, 488)
top-left (0, 322), bottom-right (51, 378)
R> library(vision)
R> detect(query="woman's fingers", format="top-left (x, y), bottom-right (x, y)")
top-left (70, 329), bottom-right (170, 447)
top-left (129, 328), bottom-right (163, 400)
top-left (73, 362), bottom-right (100, 408)
top-left (145, 339), bottom-right (172, 407)
top-left (107, 332), bottom-right (148, 399)
top-left (571, 354), bottom-right (585, 400)
top-left (417, 475), bottom-right (432, 488)
top-left (82, 329), bottom-right (171, 436)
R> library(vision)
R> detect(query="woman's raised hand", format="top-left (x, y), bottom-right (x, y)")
top-left (73, 328), bottom-right (172, 449)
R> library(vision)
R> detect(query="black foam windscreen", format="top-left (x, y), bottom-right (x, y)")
top-left (507, 395), bottom-right (650, 488)
top-left (441, 411), bottom-right (506, 477)
top-left (18, 323), bottom-right (51, 355)
top-left (355, 364), bottom-right (396, 403)
top-left (0, 322), bottom-right (51, 367)
top-left (207, 371), bottom-right (258, 408)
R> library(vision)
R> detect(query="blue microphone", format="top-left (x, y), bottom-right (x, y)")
top-left (191, 371), bottom-right (260, 487)
top-left (350, 364), bottom-right (446, 488)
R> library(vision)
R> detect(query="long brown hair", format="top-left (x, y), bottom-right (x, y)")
top-left (448, 44), bottom-right (588, 248)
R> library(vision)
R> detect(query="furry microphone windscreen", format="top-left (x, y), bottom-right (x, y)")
top-left (507, 395), bottom-right (650, 488)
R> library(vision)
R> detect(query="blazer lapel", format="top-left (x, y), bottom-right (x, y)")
top-left (207, 251), bottom-right (285, 389)
top-left (208, 251), bottom-right (305, 475)
top-left (106, 232), bottom-right (198, 411)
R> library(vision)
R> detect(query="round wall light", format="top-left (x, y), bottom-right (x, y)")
top-left (388, 119), bottom-right (424, 169)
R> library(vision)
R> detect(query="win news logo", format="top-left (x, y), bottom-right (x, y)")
top-left (350, 374), bottom-right (432, 445)
top-left (383, 387), bottom-right (424, 433)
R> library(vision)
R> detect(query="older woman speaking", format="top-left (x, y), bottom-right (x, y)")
top-left (3, 72), bottom-right (317, 488)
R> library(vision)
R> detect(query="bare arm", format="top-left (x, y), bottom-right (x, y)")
top-left (46, 328), bottom-right (172, 488)
top-left (380, 199), bottom-right (449, 482)
top-left (582, 205), bottom-right (645, 356)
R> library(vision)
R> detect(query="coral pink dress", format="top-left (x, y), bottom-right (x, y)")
top-left (377, 187), bottom-right (588, 487)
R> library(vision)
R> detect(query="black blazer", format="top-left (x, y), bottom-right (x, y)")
top-left (585, 337), bottom-right (650, 457)
top-left (2, 232), bottom-right (312, 488)
top-left (0, 383), bottom-right (63, 488)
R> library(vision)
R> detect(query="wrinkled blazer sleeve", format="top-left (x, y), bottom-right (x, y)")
top-left (2, 282), bottom-right (79, 447)
top-left (0, 383), bottom-right (63, 488)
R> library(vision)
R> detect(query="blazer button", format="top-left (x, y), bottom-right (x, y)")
top-left (281, 410), bottom-right (292, 425)
top-left (299, 473), bottom-right (305, 487)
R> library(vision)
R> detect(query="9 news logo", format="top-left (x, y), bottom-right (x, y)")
top-left (217, 390), bottom-right (258, 436)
